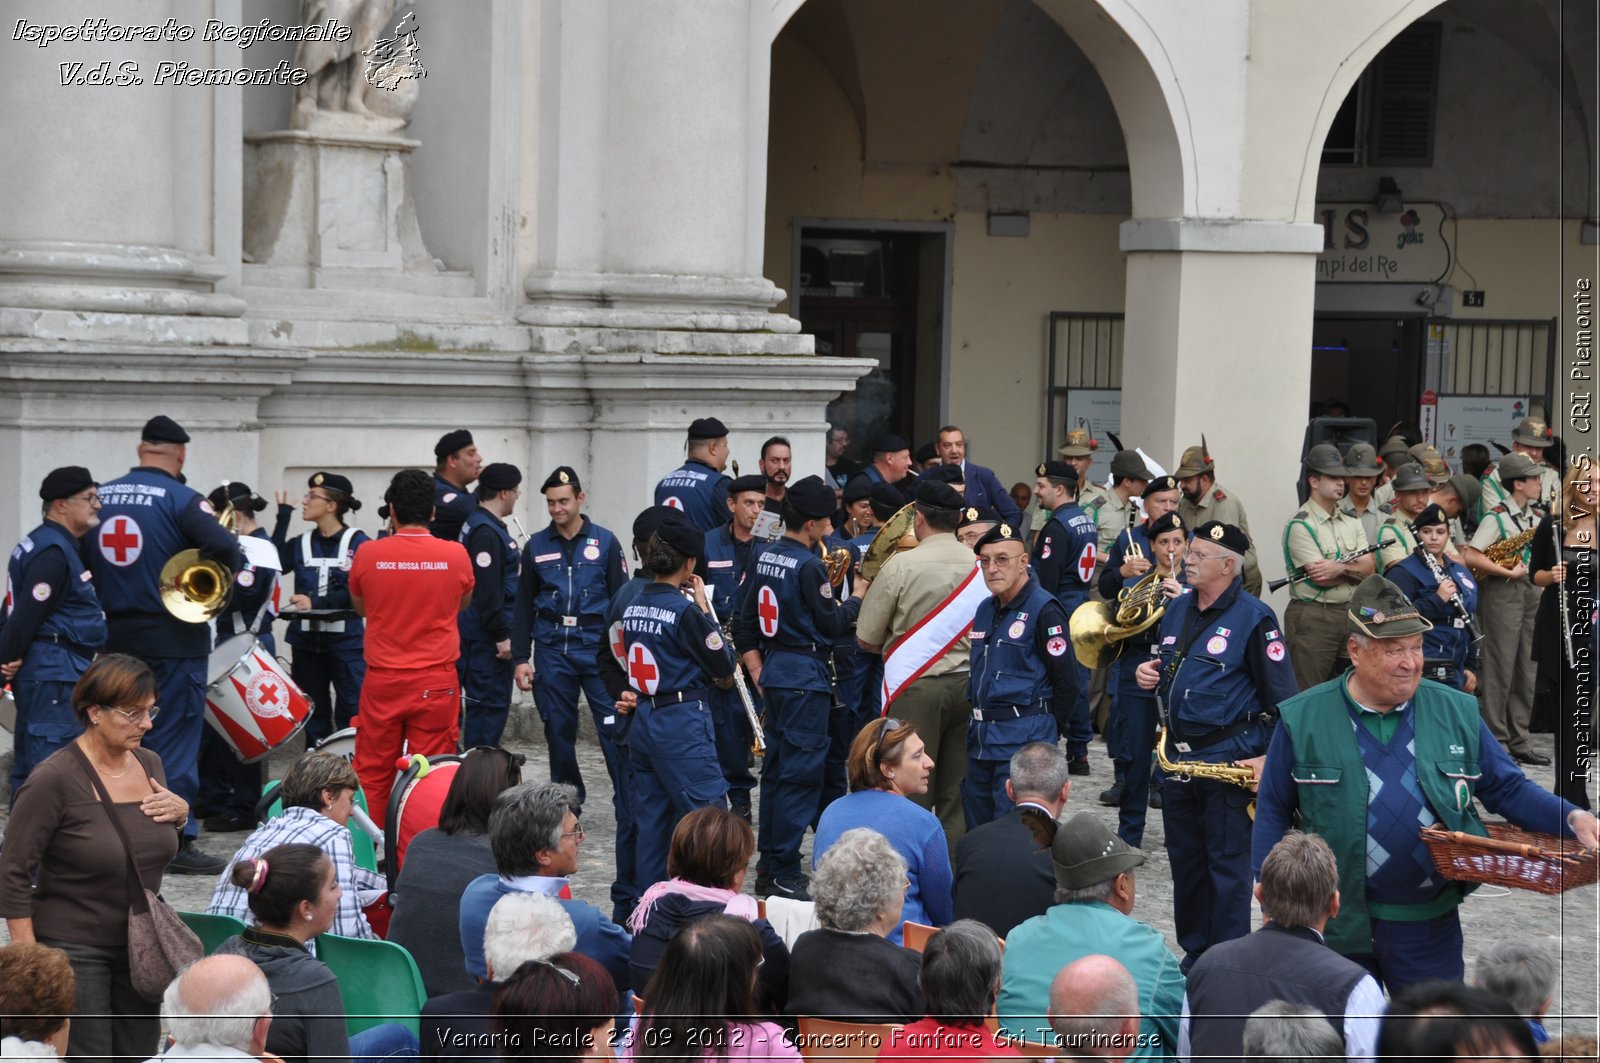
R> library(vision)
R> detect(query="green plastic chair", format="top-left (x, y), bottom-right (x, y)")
top-left (315, 933), bottom-right (426, 1037)
top-left (179, 911), bottom-right (249, 955)
top-left (259, 781), bottom-right (379, 872)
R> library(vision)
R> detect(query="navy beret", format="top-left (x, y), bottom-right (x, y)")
top-left (841, 476), bottom-right (874, 504)
top-left (632, 505), bottom-right (678, 542)
top-left (923, 463), bottom-right (965, 486)
top-left (1193, 521), bottom-right (1250, 555)
top-left (434, 429), bottom-right (474, 459)
top-left (656, 513), bottom-right (704, 559)
top-left (729, 474), bottom-right (768, 496)
top-left (785, 475), bottom-right (838, 519)
top-left (1412, 502), bottom-right (1448, 530)
top-left (1147, 511), bottom-right (1186, 538)
top-left (540, 466), bottom-right (579, 493)
top-left (874, 434), bottom-right (911, 455)
top-left (1036, 460), bottom-right (1077, 483)
top-left (958, 505), bottom-right (1001, 528)
top-left (915, 479), bottom-right (964, 513)
top-left (972, 522), bottom-right (1024, 552)
top-left (1143, 475), bottom-right (1180, 498)
top-left (869, 483), bottom-right (905, 521)
top-left (480, 463), bottom-right (523, 494)
top-left (40, 466), bottom-right (96, 502)
top-left (141, 415), bottom-right (189, 445)
top-left (688, 417), bottom-right (728, 440)
top-left (914, 442), bottom-right (938, 464)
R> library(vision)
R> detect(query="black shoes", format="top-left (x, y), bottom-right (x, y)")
top-left (756, 874), bottom-right (811, 901)
top-left (1098, 783), bottom-right (1124, 806)
top-left (1068, 757), bottom-right (1092, 776)
top-left (168, 839), bottom-right (228, 876)
top-left (730, 797), bottom-right (753, 824)
top-left (1514, 750), bottom-right (1553, 766)
top-left (1148, 785), bottom-right (1163, 810)
top-left (202, 812), bottom-right (255, 833)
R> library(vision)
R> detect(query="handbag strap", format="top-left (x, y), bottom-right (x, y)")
top-left (67, 742), bottom-right (154, 913)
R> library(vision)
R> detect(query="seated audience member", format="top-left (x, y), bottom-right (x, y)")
top-left (0, 943), bottom-right (75, 1059)
top-left (952, 742), bottom-right (1066, 937)
top-left (627, 916), bottom-right (799, 1062)
top-left (1474, 940), bottom-right (1558, 1046)
top-left (1181, 831), bottom-right (1381, 1063)
top-left (628, 807), bottom-right (790, 1012)
top-left (1377, 981), bottom-right (1538, 1062)
top-left (884, 920), bottom-right (1018, 1060)
top-left (1048, 955), bottom-right (1141, 1062)
top-left (390, 746), bottom-right (525, 997)
top-left (493, 953), bottom-right (619, 1063)
top-left (215, 844), bottom-right (419, 1063)
top-left (1240, 1002), bottom-right (1343, 1063)
top-left (785, 829), bottom-right (924, 1024)
top-left (148, 955), bottom-right (273, 1063)
top-left (423, 893), bottom-right (577, 1061)
top-left (996, 814), bottom-right (1183, 1059)
top-left (459, 782), bottom-right (631, 995)
top-left (208, 752), bottom-right (382, 939)
top-left (813, 718), bottom-right (954, 945)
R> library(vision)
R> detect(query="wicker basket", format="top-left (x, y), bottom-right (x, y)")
top-left (1422, 823), bottom-right (1599, 895)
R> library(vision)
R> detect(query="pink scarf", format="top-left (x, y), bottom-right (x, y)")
top-left (627, 877), bottom-right (760, 932)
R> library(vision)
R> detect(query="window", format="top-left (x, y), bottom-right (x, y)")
top-left (1320, 22), bottom-right (1442, 169)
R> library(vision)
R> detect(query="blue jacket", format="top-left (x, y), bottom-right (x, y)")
top-left (217, 527), bottom-right (280, 649)
top-left (2, 520), bottom-right (106, 681)
top-left (654, 460), bottom-right (731, 532)
top-left (1033, 504), bottom-right (1098, 606)
top-left (701, 524), bottom-right (758, 622)
top-left (430, 474), bottom-right (476, 542)
top-left (732, 536), bottom-right (861, 692)
top-left (512, 518), bottom-right (626, 661)
top-left (1388, 551), bottom-right (1480, 678)
top-left (957, 461), bottom-right (1022, 526)
top-left (460, 508), bottom-right (520, 643)
top-left (617, 583), bottom-right (736, 696)
top-left (970, 579), bottom-right (1074, 716)
top-left (458, 874), bottom-right (632, 993)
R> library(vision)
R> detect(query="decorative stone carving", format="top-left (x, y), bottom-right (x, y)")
top-left (291, 0), bottom-right (424, 136)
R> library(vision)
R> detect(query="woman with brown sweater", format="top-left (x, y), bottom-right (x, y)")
top-left (0, 655), bottom-right (189, 1063)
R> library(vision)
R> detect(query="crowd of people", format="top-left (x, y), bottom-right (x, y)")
top-left (0, 410), bottom-right (1596, 1061)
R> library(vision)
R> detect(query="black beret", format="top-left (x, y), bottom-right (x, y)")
top-left (479, 463), bottom-right (523, 494)
top-left (308, 471), bottom-right (358, 506)
top-left (729, 474), bottom-right (768, 496)
top-left (209, 481), bottom-right (266, 513)
top-left (1143, 475), bottom-right (1180, 498)
top-left (923, 463), bottom-right (965, 486)
top-left (869, 483), bottom-right (905, 522)
top-left (540, 466), bottom-right (579, 493)
top-left (40, 466), bottom-right (96, 502)
top-left (972, 522), bottom-right (1024, 552)
top-left (841, 475), bottom-right (874, 504)
top-left (378, 503), bottom-right (391, 520)
top-left (958, 505), bottom-right (1001, 528)
top-left (141, 415), bottom-right (190, 444)
top-left (914, 479), bottom-right (964, 513)
top-left (656, 512), bottom-right (704, 559)
top-left (1036, 460), bottom-right (1077, 483)
top-left (785, 475), bottom-right (838, 519)
top-left (1147, 511), bottom-right (1186, 538)
top-left (1194, 521), bottom-right (1250, 555)
top-left (632, 505), bottom-right (678, 542)
top-left (688, 417), bottom-right (728, 440)
top-left (434, 429), bottom-right (474, 459)
top-left (914, 442), bottom-right (938, 464)
top-left (1411, 502), bottom-right (1449, 530)
top-left (874, 434), bottom-right (911, 455)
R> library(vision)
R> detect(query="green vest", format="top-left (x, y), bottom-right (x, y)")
top-left (1276, 675), bottom-right (1487, 956)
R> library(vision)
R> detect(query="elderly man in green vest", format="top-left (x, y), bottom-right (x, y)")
top-left (1252, 574), bottom-right (1600, 993)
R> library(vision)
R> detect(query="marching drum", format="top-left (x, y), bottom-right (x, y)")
top-left (204, 634), bottom-right (312, 763)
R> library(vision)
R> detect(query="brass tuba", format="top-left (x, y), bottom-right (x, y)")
top-left (158, 488), bottom-right (237, 624)
top-left (859, 502), bottom-right (918, 581)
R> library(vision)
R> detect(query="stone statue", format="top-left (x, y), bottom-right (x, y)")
top-left (292, 0), bottom-right (423, 134)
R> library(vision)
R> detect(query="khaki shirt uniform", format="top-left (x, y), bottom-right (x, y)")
top-left (1181, 482), bottom-right (1263, 596)
top-left (1085, 490), bottom-right (1138, 563)
top-left (1338, 498), bottom-right (1385, 548)
top-left (1373, 480), bottom-right (1395, 508)
top-left (1282, 503), bottom-right (1369, 605)
top-left (1469, 500), bottom-right (1538, 567)
top-left (856, 532), bottom-right (975, 675)
top-left (1077, 482), bottom-right (1111, 523)
top-left (1374, 512), bottom-right (1421, 573)
top-left (1469, 499), bottom-right (1541, 755)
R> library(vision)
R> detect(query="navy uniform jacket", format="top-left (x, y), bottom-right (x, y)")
top-left (91, 466), bottom-right (242, 658)
top-left (271, 508), bottom-right (368, 647)
top-left (860, 466), bottom-right (919, 505)
top-left (430, 473), bottom-right (477, 542)
top-left (597, 571), bottom-right (651, 701)
top-left (732, 536), bottom-right (861, 693)
top-left (969, 578), bottom-right (1075, 721)
top-left (617, 583), bottom-right (737, 695)
top-left (957, 462), bottom-right (1022, 526)
top-left (1033, 504), bottom-right (1098, 606)
top-left (217, 527), bottom-right (279, 645)
top-left (0, 520), bottom-right (107, 681)
top-left (511, 517), bottom-right (627, 663)
top-left (1389, 551), bottom-right (1481, 677)
top-left (654, 460), bottom-right (732, 531)
top-left (460, 508), bottom-right (521, 644)
top-left (1149, 577), bottom-right (1298, 764)
top-left (702, 524), bottom-right (759, 622)
top-left (1097, 522), bottom-right (1157, 601)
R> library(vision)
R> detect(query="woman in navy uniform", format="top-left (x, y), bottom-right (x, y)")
top-left (272, 472), bottom-right (369, 747)
top-left (619, 512), bottom-right (738, 889)
top-left (1031, 461), bottom-right (1099, 770)
top-left (458, 462), bottom-right (523, 747)
top-left (1388, 503), bottom-right (1480, 694)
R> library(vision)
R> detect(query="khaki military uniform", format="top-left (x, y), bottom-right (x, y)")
top-left (1373, 479), bottom-right (1395, 508)
top-left (1180, 483), bottom-right (1262, 596)
top-left (1281, 502), bottom-right (1369, 690)
top-left (1078, 482), bottom-right (1111, 523)
top-left (1338, 497), bottom-right (1385, 548)
top-left (1468, 501), bottom-right (1541, 758)
top-left (1082, 489), bottom-right (1139, 734)
top-left (1374, 512), bottom-right (1420, 573)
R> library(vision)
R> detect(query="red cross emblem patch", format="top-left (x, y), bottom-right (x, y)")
top-left (757, 585), bottom-right (780, 638)
top-left (99, 516), bottom-right (143, 567)
top-left (1076, 543), bottom-right (1097, 582)
top-left (627, 643), bottom-right (660, 694)
top-left (663, 496), bottom-right (684, 511)
top-left (609, 621), bottom-right (627, 667)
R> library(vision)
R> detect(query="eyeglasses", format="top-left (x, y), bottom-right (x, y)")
top-left (100, 704), bottom-right (159, 724)
top-left (468, 746), bottom-right (528, 769)
top-left (561, 825), bottom-right (586, 842)
top-left (70, 491), bottom-right (100, 504)
top-left (978, 552), bottom-right (1025, 570)
top-left (872, 717), bottom-right (901, 768)
top-left (527, 959), bottom-right (581, 987)
top-left (303, 492), bottom-right (334, 503)
top-left (1186, 551), bottom-right (1222, 565)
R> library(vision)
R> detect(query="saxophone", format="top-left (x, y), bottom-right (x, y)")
top-left (1155, 725), bottom-right (1259, 818)
top-left (1482, 526), bottom-right (1538, 567)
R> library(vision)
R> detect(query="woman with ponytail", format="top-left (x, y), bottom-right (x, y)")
top-left (215, 843), bottom-right (417, 1063)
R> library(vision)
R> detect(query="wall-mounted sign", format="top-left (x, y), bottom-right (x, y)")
top-left (1314, 201), bottom-right (1451, 285)
top-left (1434, 396), bottom-right (1529, 473)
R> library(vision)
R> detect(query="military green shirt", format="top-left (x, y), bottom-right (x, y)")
top-left (1078, 482), bottom-right (1111, 521)
top-left (1283, 501), bottom-right (1370, 604)
top-left (1469, 500), bottom-right (1538, 568)
top-left (1182, 482), bottom-right (1263, 596)
top-left (1374, 513), bottom-right (1421, 573)
top-left (855, 532), bottom-right (976, 674)
top-left (1086, 489), bottom-right (1139, 557)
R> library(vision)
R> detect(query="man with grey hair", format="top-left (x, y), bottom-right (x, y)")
top-left (1180, 831), bottom-right (1382, 1063)
top-left (1474, 939), bottom-right (1557, 1045)
top-left (1240, 1001), bottom-right (1343, 1063)
top-left (424, 893), bottom-right (578, 1060)
top-left (457, 782), bottom-right (631, 996)
top-left (953, 742), bottom-right (1069, 936)
top-left (997, 814), bottom-right (1183, 1058)
top-left (1048, 955), bottom-right (1141, 1061)
top-left (145, 955), bottom-right (272, 1063)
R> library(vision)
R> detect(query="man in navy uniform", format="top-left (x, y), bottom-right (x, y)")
top-left (459, 463), bottom-right (523, 747)
top-left (1031, 460), bottom-right (1099, 774)
top-left (702, 473), bottom-right (767, 819)
top-left (734, 475), bottom-right (866, 899)
top-left (936, 425), bottom-right (1022, 525)
top-left (1135, 521), bottom-right (1298, 971)
top-left (90, 415), bottom-right (242, 873)
top-left (861, 434), bottom-right (918, 504)
top-left (655, 417), bottom-right (734, 530)
top-left (1, 466), bottom-right (106, 800)
top-left (431, 428), bottom-right (484, 541)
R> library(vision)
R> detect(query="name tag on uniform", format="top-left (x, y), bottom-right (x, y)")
top-left (707, 560), bottom-right (733, 569)
top-left (534, 552), bottom-right (560, 563)
top-left (561, 615), bottom-right (578, 627)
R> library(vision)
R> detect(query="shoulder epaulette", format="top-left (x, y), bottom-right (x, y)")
top-left (1213, 489), bottom-right (1227, 501)
top-left (1292, 510), bottom-right (1308, 520)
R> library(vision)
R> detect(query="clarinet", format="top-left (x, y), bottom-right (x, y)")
top-left (1552, 506), bottom-right (1577, 668)
top-left (1414, 539), bottom-right (1483, 645)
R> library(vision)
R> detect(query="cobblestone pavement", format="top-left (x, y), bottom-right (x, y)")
top-left (3, 699), bottom-right (1596, 1033)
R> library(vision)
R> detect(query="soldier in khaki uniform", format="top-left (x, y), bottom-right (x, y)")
top-left (1461, 452), bottom-right (1548, 766)
top-left (1175, 441), bottom-right (1263, 597)
top-left (1433, 473), bottom-right (1481, 549)
top-left (1336, 442), bottom-right (1386, 545)
top-left (1373, 463), bottom-right (1433, 573)
top-left (1082, 449), bottom-right (1152, 743)
top-left (1282, 444), bottom-right (1375, 690)
top-left (1408, 443), bottom-right (1452, 489)
top-left (1372, 435), bottom-right (1412, 508)
top-left (1057, 424), bottom-right (1110, 516)
top-left (1480, 417), bottom-right (1561, 521)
